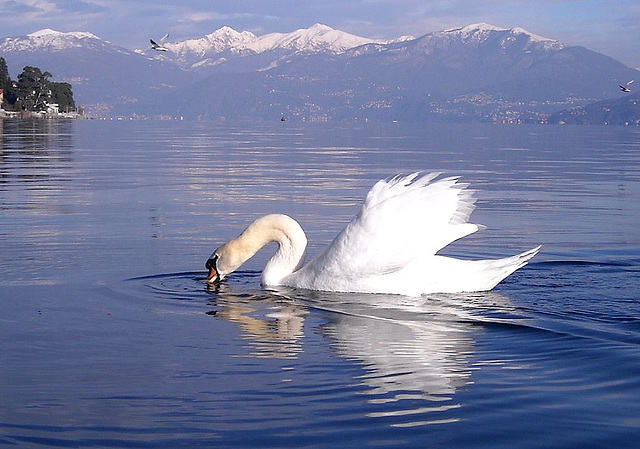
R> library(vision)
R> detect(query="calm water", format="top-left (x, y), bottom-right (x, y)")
top-left (1, 119), bottom-right (639, 448)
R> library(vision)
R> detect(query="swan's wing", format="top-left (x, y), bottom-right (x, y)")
top-left (302, 173), bottom-right (483, 280)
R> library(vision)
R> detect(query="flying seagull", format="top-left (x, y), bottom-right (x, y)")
top-left (619, 80), bottom-right (634, 93)
top-left (150, 33), bottom-right (169, 52)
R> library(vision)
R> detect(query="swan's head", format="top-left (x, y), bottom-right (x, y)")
top-left (205, 253), bottom-right (222, 284)
top-left (205, 240), bottom-right (247, 284)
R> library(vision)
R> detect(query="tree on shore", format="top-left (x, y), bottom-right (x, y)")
top-left (15, 66), bottom-right (52, 111)
top-left (0, 59), bottom-right (75, 112)
top-left (50, 81), bottom-right (75, 112)
top-left (0, 57), bottom-right (18, 109)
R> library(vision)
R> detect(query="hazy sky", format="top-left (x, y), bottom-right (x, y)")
top-left (1, 0), bottom-right (639, 68)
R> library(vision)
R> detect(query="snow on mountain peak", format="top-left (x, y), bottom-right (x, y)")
top-left (164, 26), bottom-right (257, 59)
top-left (452, 23), bottom-right (507, 33)
top-left (27, 29), bottom-right (100, 40)
top-left (28, 29), bottom-right (62, 37)
top-left (309, 23), bottom-right (333, 31)
top-left (159, 23), bottom-right (388, 66)
top-left (1, 29), bottom-right (104, 53)
top-left (443, 23), bottom-right (563, 49)
top-left (208, 26), bottom-right (256, 42)
top-left (444, 23), bottom-right (514, 39)
top-left (511, 27), bottom-right (555, 43)
top-left (215, 26), bottom-right (238, 34)
top-left (244, 23), bottom-right (383, 54)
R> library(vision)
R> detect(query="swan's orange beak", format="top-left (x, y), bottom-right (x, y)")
top-left (206, 266), bottom-right (219, 284)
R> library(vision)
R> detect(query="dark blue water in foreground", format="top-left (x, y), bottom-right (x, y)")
top-left (1, 119), bottom-right (639, 448)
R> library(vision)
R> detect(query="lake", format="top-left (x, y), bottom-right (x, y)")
top-left (1, 119), bottom-right (639, 448)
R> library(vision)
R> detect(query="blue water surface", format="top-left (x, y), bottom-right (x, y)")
top-left (1, 119), bottom-right (639, 448)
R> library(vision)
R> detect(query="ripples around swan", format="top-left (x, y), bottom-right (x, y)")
top-left (122, 267), bottom-right (543, 429)
top-left (116, 251), bottom-right (640, 439)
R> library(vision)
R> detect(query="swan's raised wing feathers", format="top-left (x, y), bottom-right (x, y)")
top-left (300, 173), bottom-right (483, 282)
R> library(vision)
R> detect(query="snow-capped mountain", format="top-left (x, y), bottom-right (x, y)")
top-left (242, 23), bottom-right (385, 54)
top-left (159, 26), bottom-right (258, 67)
top-left (227, 22), bottom-right (636, 121)
top-left (398, 22), bottom-right (566, 60)
top-left (1, 28), bottom-right (121, 53)
top-left (324, 22), bottom-right (582, 105)
top-left (1, 23), bottom-right (636, 121)
top-left (154, 23), bottom-right (401, 70)
top-left (0, 28), bottom-right (187, 116)
top-left (442, 23), bottom-right (564, 50)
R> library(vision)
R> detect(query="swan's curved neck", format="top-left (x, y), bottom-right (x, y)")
top-left (230, 214), bottom-right (307, 286)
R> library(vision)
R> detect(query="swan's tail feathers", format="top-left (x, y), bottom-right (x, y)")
top-left (482, 245), bottom-right (541, 290)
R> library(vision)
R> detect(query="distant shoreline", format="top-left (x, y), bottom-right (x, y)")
top-left (0, 109), bottom-right (84, 119)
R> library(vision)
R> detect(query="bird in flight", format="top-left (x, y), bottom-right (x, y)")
top-left (150, 33), bottom-right (170, 52)
top-left (619, 80), bottom-right (634, 92)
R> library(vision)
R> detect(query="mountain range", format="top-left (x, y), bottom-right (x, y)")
top-left (151, 23), bottom-right (414, 70)
top-left (1, 23), bottom-right (637, 122)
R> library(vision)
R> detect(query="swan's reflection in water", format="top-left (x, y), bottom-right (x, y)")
top-left (206, 282), bottom-right (307, 359)
top-left (206, 277), bottom-right (518, 425)
top-left (322, 305), bottom-right (473, 402)
top-left (298, 290), bottom-right (517, 416)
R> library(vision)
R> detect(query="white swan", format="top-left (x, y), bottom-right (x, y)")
top-left (206, 173), bottom-right (540, 295)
